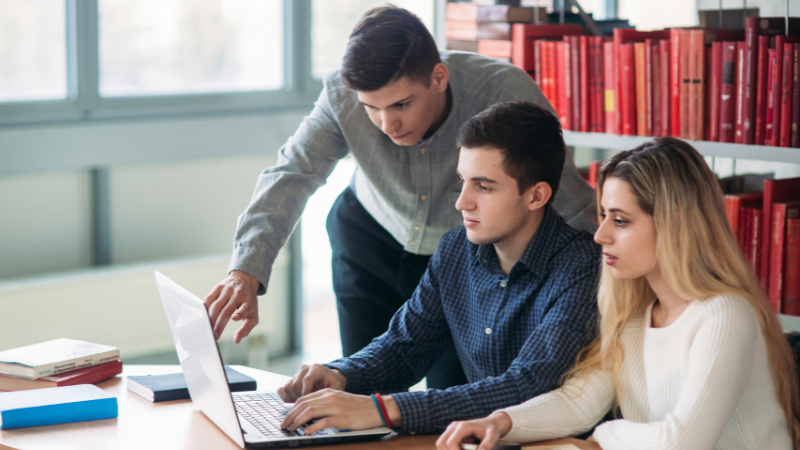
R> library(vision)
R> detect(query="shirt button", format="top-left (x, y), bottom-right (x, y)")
top-left (420, 147), bottom-right (427, 154)
top-left (410, 241), bottom-right (417, 246)
top-left (420, 195), bottom-right (427, 201)
top-left (485, 328), bottom-right (492, 335)
top-left (500, 281), bottom-right (507, 288)
top-left (414, 225), bottom-right (420, 230)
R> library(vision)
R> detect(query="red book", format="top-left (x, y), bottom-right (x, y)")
top-left (557, 41), bottom-right (571, 130)
top-left (750, 207), bottom-right (763, 274)
top-left (743, 17), bottom-right (758, 144)
top-left (653, 41), bottom-right (663, 137)
top-left (543, 41), bottom-right (556, 111)
top-left (783, 218), bottom-right (800, 316)
top-left (620, 43), bottom-right (636, 135)
top-left (634, 42), bottom-right (648, 136)
top-left (766, 49), bottom-right (779, 146)
top-left (735, 42), bottom-right (747, 143)
top-left (588, 161), bottom-right (601, 190)
top-left (604, 41), bottom-right (616, 134)
top-left (679, 29), bottom-right (692, 139)
top-left (580, 36), bottom-right (590, 132)
top-left (705, 46), bottom-right (712, 141)
top-left (0, 360), bottom-right (123, 391)
top-left (709, 42), bottom-right (722, 141)
top-left (755, 35), bottom-right (771, 145)
top-left (779, 43), bottom-right (793, 147)
top-left (660, 39), bottom-right (670, 137)
top-left (719, 42), bottom-right (737, 142)
top-left (511, 24), bottom-right (583, 73)
top-left (592, 37), bottom-right (606, 133)
top-left (670, 30), bottom-right (682, 137)
top-left (533, 40), bottom-right (543, 85)
top-left (769, 202), bottom-right (800, 312)
top-left (570, 36), bottom-right (581, 132)
top-left (792, 44), bottom-right (800, 148)
top-left (760, 177), bottom-right (800, 284)
top-left (690, 30), bottom-right (706, 140)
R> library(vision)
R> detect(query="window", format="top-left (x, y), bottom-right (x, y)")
top-left (311, 0), bottom-right (434, 80)
top-left (0, 0), bottom-right (67, 102)
top-left (98, 0), bottom-right (283, 97)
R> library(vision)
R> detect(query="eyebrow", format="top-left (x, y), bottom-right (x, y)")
top-left (359, 95), bottom-right (413, 109)
top-left (604, 208), bottom-right (629, 214)
top-left (456, 172), bottom-right (497, 183)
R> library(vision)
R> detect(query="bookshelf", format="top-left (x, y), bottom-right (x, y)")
top-left (564, 131), bottom-right (800, 165)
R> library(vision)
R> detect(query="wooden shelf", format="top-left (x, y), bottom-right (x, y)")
top-left (563, 131), bottom-right (800, 165)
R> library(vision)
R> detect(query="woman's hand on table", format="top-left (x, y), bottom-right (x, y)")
top-left (436, 411), bottom-right (512, 450)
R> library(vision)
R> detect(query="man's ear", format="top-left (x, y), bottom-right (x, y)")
top-left (430, 62), bottom-right (449, 93)
top-left (526, 181), bottom-right (552, 211)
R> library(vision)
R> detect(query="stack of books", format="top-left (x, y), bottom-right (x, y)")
top-left (445, 3), bottom-right (549, 62)
top-left (0, 338), bottom-right (122, 391)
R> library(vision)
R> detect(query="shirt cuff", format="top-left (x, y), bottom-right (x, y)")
top-left (227, 243), bottom-right (275, 296)
top-left (323, 360), bottom-right (364, 394)
top-left (391, 391), bottom-right (431, 435)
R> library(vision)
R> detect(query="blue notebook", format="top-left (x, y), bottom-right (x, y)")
top-left (126, 366), bottom-right (257, 402)
top-left (0, 384), bottom-right (118, 429)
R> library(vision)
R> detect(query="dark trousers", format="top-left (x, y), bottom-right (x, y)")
top-left (326, 186), bottom-right (468, 390)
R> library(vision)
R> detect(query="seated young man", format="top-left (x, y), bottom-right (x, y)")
top-left (277, 101), bottom-right (602, 435)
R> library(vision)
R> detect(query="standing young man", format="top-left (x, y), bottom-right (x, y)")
top-left (277, 101), bottom-right (601, 435)
top-left (204, 6), bottom-right (597, 389)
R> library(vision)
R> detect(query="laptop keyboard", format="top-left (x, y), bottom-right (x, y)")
top-left (233, 392), bottom-right (328, 438)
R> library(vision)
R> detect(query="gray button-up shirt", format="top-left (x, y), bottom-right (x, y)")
top-left (229, 51), bottom-right (597, 291)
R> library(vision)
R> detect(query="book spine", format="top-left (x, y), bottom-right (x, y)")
top-left (557, 41), bottom-right (570, 130)
top-left (691, 30), bottom-right (705, 140)
top-left (595, 37), bottom-right (606, 133)
top-left (446, 3), bottom-right (477, 22)
top-left (547, 41), bottom-right (558, 112)
top-left (705, 46), bottom-right (712, 143)
top-left (735, 42), bottom-right (747, 143)
top-left (709, 42), bottom-right (722, 141)
top-left (635, 43), bottom-right (647, 136)
top-left (761, 179), bottom-right (777, 283)
top-left (621, 44), bottom-right (636, 135)
top-left (771, 36), bottom-right (786, 146)
top-left (751, 208), bottom-right (762, 274)
top-left (766, 49), bottom-right (778, 146)
top-left (477, 40), bottom-right (513, 58)
top-left (720, 42), bottom-right (736, 142)
top-left (660, 39), bottom-right (670, 137)
top-left (780, 43), bottom-right (793, 147)
top-left (769, 205), bottom-right (788, 312)
top-left (783, 219), bottom-right (800, 316)
top-left (671, 29), bottom-right (682, 137)
top-left (55, 360), bottom-right (123, 387)
top-left (571, 36), bottom-right (581, 132)
top-left (680, 30), bottom-right (692, 139)
top-left (653, 41), bottom-right (662, 137)
top-left (0, 350), bottom-right (120, 380)
top-left (793, 44), bottom-right (800, 148)
top-left (647, 40), bottom-right (655, 136)
top-left (743, 17), bottom-right (758, 144)
top-left (580, 36), bottom-right (590, 132)
top-left (533, 39), bottom-right (542, 86)
top-left (755, 35), bottom-right (770, 145)
top-left (604, 41), bottom-right (616, 134)
top-left (614, 30), bottom-right (623, 135)
top-left (0, 397), bottom-right (118, 429)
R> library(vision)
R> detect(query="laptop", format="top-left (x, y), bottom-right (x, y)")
top-left (154, 271), bottom-right (392, 448)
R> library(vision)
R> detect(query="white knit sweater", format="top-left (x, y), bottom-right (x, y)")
top-left (501, 294), bottom-right (792, 450)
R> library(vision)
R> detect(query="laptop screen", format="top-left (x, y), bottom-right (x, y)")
top-left (155, 271), bottom-right (246, 448)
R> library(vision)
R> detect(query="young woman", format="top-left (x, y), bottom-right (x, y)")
top-left (436, 137), bottom-right (800, 450)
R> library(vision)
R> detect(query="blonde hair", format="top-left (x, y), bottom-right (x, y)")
top-left (566, 137), bottom-right (800, 446)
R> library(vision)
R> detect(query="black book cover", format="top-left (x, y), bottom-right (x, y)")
top-left (126, 366), bottom-right (257, 402)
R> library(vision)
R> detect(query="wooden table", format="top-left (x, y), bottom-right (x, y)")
top-left (0, 365), bottom-right (584, 450)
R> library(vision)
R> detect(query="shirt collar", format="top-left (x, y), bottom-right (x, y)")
top-left (473, 204), bottom-right (562, 279)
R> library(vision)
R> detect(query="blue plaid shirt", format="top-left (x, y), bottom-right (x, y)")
top-left (326, 204), bottom-right (601, 434)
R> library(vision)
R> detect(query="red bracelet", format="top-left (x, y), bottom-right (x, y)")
top-left (374, 393), bottom-right (393, 429)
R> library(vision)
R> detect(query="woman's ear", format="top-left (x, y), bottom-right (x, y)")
top-left (527, 181), bottom-right (552, 211)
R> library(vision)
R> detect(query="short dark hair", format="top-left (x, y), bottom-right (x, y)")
top-left (456, 101), bottom-right (565, 201)
top-left (340, 5), bottom-right (442, 92)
